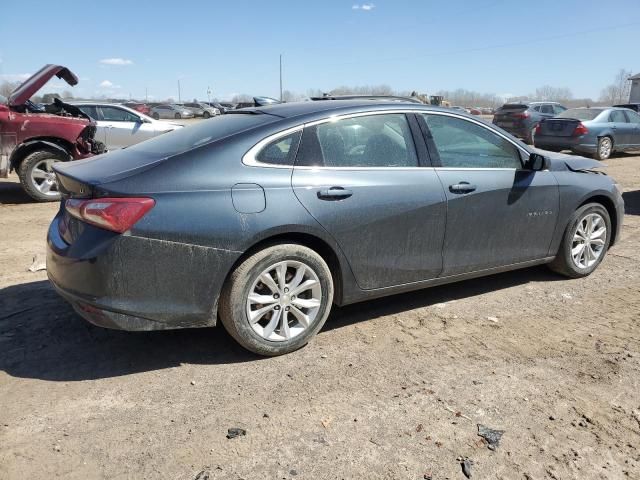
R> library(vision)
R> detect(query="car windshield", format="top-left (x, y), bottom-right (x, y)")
top-left (557, 108), bottom-right (604, 120)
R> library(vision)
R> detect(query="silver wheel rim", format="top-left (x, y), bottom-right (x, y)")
top-left (599, 138), bottom-right (612, 159)
top-left (30, 159), bottom-right (59, 196)
top-left (246, 260), bottom-right (322, 342)
top-left (571, 213), bottom-right (607, 269)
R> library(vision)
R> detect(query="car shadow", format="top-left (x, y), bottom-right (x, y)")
top-left (0, 179), bottom-right (34, 205)
top-left (622, 190), bottom-right (640, 215)
top-left (1, 266), bottom-right (563, 382)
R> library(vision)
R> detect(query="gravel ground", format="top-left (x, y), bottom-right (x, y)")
top-left (0, 153), bottom-right (639, 480)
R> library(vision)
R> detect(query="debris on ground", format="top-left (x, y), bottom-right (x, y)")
top-left (486, 316), bottom-right (499, 323)
top-left (194, 469), bottom-right (210, 480)
top-left (477, 424), bottom-right (504, 450)
top-left (460, 457), bottom-right (473, 478)
top-left (27, 254), bottom-right (46, 272)
top-left (226, 427), bottom-right (246, 439)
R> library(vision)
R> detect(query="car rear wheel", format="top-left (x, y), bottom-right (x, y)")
top-left (548, 203), bottom-right (611, 278)
top-left (219, 244), bottom-right (334, 356)
top-left (152, 112), bottom-right (160, 120)
top-left (174, 113), bottom-right (181, 119)
top-left (594, 137), bottom-right (613, 160)
top-left (18, 149), bottom-right (68, 202)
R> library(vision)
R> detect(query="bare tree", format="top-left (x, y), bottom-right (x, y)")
top-left (0, 80), bottom-right (20, 98)
top-left (534, 85), bottom-right (573, 102)
top-left (600, 69), bottom-right (633, 104)
top-left (231, 94), bottom-right (253, 103)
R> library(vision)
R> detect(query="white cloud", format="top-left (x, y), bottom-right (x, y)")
top-left (352, 3), bottom-right (375, 10)
top-left (99, 58), bottom-right (133, 66)
top-left (99, 80), bottom-right (121, 89)
top-left (0, 73), bottom-right (31, 82)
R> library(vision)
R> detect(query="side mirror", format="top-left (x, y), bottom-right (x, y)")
top-left (526, 152), bottom-right (549, 171)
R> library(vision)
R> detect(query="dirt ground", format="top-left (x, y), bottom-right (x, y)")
top-left (1, 153), bottom-right (639, 480)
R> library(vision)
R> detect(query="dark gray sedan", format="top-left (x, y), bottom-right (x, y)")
top-left (47, 101), bottom-right (624, 355)
top-left (535, 107), bottom-right (640, 160)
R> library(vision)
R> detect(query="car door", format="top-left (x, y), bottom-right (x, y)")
top-left (611, 110), bottom-right (636, 149)
top-left (76, 105), bottom-right (106, 145)
top-left (419, 113), bottom-right (559, 276)
top-left (98, 106), bottom-right (156, 149)
top-left (291, 112), bottom-right (447, 289)
top-left (623, 110), bottom-right (640, 148)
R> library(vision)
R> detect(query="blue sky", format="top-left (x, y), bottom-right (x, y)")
top-left (1, 0), bottom-right (638, 101)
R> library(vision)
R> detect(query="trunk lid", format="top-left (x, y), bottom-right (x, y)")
top-left (8, 65), bottom-right (79, 106)
top-left (537, 118), bottom-right (580, 137)
top-left (493, 104), bottom-right (529, 128)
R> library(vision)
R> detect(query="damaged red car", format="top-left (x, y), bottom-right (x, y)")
top-left (0, 65), bottom-right (105, 201)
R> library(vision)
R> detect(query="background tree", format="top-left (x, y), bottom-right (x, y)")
top-left (599, 69), bottom-right (632, 104)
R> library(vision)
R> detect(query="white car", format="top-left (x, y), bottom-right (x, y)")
top-left (72, 103), bottom-right (183, 150)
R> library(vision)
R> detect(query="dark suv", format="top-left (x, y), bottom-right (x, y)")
top-left (493, 102), bottom-right (567, 144)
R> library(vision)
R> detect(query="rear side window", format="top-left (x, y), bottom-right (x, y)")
top-left (297, 113), bottom-right (418, 168)
top-left (609, 110), bottom-right (628, 123)
top-left (100, 106), bottom-right (139, 122)
top-left (255, 131), bottom-right (301, 166)
top-left (532, 105), bottom-right (542, 112)
top-left (422, 114), bottom-right (521, 169)
top-left (77, 105), bottom-right (99, 120)
top-left (553, 105), bottom-right (566, 114)
top-left (540, 104), bottom-right (554, 114)
top-left (625, 110), bottom-right (640, 123)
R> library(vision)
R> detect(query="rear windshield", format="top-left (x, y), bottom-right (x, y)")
top-left (499, 103), bottom-right (528, 110)
top-left (556, 108), bottom-right (603, 121)
top-left (125, 113), bottom-right (276, 157)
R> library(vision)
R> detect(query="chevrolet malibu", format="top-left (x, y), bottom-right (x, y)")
top-left (47, 101), bottom-right (624, 356)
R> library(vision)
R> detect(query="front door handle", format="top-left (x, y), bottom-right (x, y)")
top-left (449, 182), bottom-right (477, 194)
top-left (317, 186), bottom-right (353, 200)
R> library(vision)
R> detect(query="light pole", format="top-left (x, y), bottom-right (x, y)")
top-left (178, 80), bottom-right (181, 103)
top-left (207, 86), bottom-right (212, 103)
top-left (279, 54), bottom-right (283, 102)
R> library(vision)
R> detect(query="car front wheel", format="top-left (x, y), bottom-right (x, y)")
top-left (174, 113), bottom-right (181, 119)
top-left (152, 112), bottom-right (160, 120)
top-left (18, 149), bottom-right (67, 202)
top-left (548, 203), bottom-right (611, 278)
top-left (219, 244), bottom-right (334, 356)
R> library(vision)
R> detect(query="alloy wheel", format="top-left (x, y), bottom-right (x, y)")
top-left (246, 260), bottom-right (322, 341)
top-left (571, 213), bottom-right (607, 269)
top-left (29, 158), bottom-right (59, 196)
top-left (599, 138), bottom-right (612, 159)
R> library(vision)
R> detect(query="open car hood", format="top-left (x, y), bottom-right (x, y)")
top-left (8, 64), bottom-right (78, 106)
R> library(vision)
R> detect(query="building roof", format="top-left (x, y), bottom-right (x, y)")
top-left (630, 72), bottom-right (640, 80)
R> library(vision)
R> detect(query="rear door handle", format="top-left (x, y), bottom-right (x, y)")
top-left (449, 182), bottom-right (477, 194)
top-left (317, 187), bottom-right (353, 200)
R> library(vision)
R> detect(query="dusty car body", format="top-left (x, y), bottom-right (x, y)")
top-left (47, 101), bottom-right (624, 356)
top-left (0, 64), bottom-right (104, 201)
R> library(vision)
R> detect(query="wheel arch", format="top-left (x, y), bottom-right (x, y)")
top-left (222, 231), bottom-right (349, 306)
top-left (579, 194), bottom-right (618, 245)
top-left (9, 138), bottom-right (72, 171)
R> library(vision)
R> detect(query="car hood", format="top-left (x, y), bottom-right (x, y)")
top-left (536, 149), bottom-right (605, 172)
top-left (8, 64), bottom-right (79, 106)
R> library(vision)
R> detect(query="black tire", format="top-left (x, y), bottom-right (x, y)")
top-left (152, 112), bottom-right (160, 120)
top-left (174, 113), bottom-right (181, 119)
top-left (548, 203), bottom-right (611, 278)
top-left (203, 111), bottom-right (211, 119)
top-left (593, 136), bottom-right (613, 161)
top-left (219, 244), bottom-right (334, 356)
top-left (18, 149), bottom-right (68, 202)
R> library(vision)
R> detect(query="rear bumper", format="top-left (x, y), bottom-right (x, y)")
top-left (47, 214), bottom-right (240, 331)
top-left (535, 135), bottom-right (596, 154)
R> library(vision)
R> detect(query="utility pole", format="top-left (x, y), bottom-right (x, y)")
top-left (207, 86), bottom-right (212, 103)
top-left (178, 80), bottom-right (181, 103)
top-left (279, 54), bottom-right (283, 102)
top-left (145, 87), bottom-right (148, 103)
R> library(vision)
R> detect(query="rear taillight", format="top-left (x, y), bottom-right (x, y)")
top-left (65, 197), bottom-right (155, 233)
top-left (513, 112), bottom-right (530, 119)
top-left (573, 123), bottom-right (589, 136)
top-left (535, 123), bottom-right (542, 134)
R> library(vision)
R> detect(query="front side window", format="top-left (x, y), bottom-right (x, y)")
top-left (625, 110), bottom-right (640, 123)
top-left (77, 105), bottom-right (99, 120)
top-left (297, 113), bottom-right (418, 168)
top-left (255, 131), bottom-right (302, 166)
top-left (540, 104), bottom-right (554, 114)
top-left (422, 114), bottom-right (521, 169)
top-left (100, 106), bottom-right (139, 122)
top-left (553, 105), bottom-right (567, 114)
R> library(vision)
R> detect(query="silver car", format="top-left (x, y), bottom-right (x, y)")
top-left (73, 103), bottom-right (183, 150)
top-left (183, 102), bottom-right (220, 118)
top-left (150, 104), bottom-right (195, 120)
top-left (534, 107), bottom-right (640, 160)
